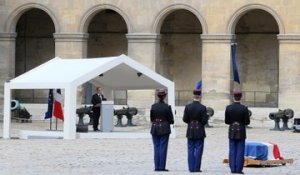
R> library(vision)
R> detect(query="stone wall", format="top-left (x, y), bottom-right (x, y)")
top-left (1, 0), bottom-right (300, 114)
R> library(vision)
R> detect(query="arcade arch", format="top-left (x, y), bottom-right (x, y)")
top-left (84, 9), bottom-right (128, 104)
top-left (79, 4), bottom-right (132, 33)
top-left (227, 4), bottom-right (284, 34)
top-left (15, 8), bottom-right (55, 103)
top-left (87, 9), bottom-right (128, 57)
top-left (230, 9), bottom-right (280, 107)
top-left (152, 4), bottom-right (207, 34)
top-left (158, 9), bottom-right (203, 106)
top-left (5, 3), bottom-right (59, 33)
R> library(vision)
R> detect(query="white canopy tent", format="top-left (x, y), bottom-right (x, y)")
top-left (3, 54), bottom-right (175, 139)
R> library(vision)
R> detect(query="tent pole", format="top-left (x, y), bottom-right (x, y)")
top-left (3, 82), bottom-right (12, 139)
top-left (63, 86), bottom-right (77, 139)
top-left (168, 82), bottom-right (176, 138)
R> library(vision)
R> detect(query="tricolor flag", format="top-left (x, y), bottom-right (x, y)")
top-left (53, 89), bottom-right (64, 121)
top-left (231, 43), bottom-right (240, 84)
top-left (245, 142), bottom-right (283, 160)
top-left (45, 89), bottom-right (64, 121)
top-left (45, 89), bottom-right (54, 119)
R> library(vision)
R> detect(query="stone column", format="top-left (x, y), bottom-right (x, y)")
top-left (53, 33), bottom-right (89, 104)
top-left (277, 34), bottom-right (300, 114)
top-left (0, 32), bottom-right (17, 106)
top-left (53, 33), bottom-right (88, 58)
top-left (200, 34), bottom-right (235, 111)
top-left (126, 34), bottom-right (161, 109)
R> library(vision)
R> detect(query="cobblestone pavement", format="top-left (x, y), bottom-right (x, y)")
top-left (0, 121), bottom-right (299, 175)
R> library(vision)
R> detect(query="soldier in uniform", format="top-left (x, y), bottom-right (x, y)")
top-left (225, 89), bottom-right (250, 174)
top-left (91, 87), bottom-right (106, 131)
top-left (150, 89), bottom-right (174, 171)
top-left (183, 89), bottom-right (208, 172)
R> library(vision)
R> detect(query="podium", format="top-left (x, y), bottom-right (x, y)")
top-left (101, 101), bottom-right (114, 132)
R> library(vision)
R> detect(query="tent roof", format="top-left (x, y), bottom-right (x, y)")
top-left (3, 54), bottom-right (176, 139)
top-left (8, 54), bottom-right (173, 90)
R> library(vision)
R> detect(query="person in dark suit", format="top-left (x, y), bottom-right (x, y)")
top-left (183, 89), bottom-right (208, 173)
top-left (91, 86), bottom-right (106, 131)
top-left (225, 89), bottom-right (250, 174)
top-left (150, 89), bottom-right (174, 172)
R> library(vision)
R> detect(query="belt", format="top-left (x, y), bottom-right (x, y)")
top-left (232, 122), bottom-right (240, 125)
top-left (154, 118), bottom-right (165, 122)
top-left (190, 120), bottom-right (199, 124)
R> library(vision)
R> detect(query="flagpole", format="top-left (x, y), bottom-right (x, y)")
top-left (50, 117), bottom-right (52, 130)
top-left (45, 89), bottom-right (54, 130)
top-left (56, 118), bottom-right (58, 130)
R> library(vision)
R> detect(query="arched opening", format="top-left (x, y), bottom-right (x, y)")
top-left (159, 9), bottom-right (202, 106)
top-left (86, 9), bottom-right (128, 104)
top-left (234, 9), bottom-right (279, 107)
top-left (15, 8), bottom-right (55, 103)
top-left (87, 9), bottom-right (128, 57)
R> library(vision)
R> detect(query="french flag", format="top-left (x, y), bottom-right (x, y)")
top-left (53, 89), bottom-right (64, 121)
top-left (245, 142), bottom-right (283, 160)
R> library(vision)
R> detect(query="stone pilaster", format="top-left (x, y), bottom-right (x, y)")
top-left (126, 33), bottom-right (161, 69)
top-left (0, 32), bottom-right (17, 106)
top-left (277, 34), bottom-right (300, 114)
top-left (200, 34), bottom-right (235, 111)
top-left (0, 32), bottom-right (17, 80)
top-left (53, 33), bottom-right (89, 104)
top-left (53, 33), bottom-right (89, 58)
top-left (126, 34), bottom-right (161, 108)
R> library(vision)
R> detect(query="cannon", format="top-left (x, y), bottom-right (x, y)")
top-left (248, 109), bottom-right (252, 118)
top-left (269, 108), bottom-right (294, 131)
top-left (114, 107), bottom-right (138, 127)
top-left (246, 109), bottom-right (253, 129)
top-left (293, 118), bottom-right (300, 133)
top-left (205, 107), bottom-right (214, 127)
top-left (11, 99), bottom-right (32, 123)
top-left (76, 106), bottom-right (93, 132)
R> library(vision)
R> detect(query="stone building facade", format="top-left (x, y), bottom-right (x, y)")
top-left (1, 0), bottom-right (300, 114)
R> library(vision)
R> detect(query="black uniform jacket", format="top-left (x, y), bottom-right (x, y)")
top-left (183, 101), bottom-right (208, 139)
top-left (150, 101), bottom-right (174, 135)
top-left (225, 102), bottom-right (250, 139)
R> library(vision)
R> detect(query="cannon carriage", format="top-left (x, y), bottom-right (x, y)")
top-left (76, 106), bottom-right (93, 132)
top-left (114, 107), bottom-right (138, 127)
top-left (205, 107), bottom-right (214, 127)
top-left (11, 100), bottom-right (32, 123)
top-left (269, 108), bottom-right (294, 131)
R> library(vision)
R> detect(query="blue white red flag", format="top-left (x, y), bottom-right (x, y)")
top-left (53, 89), bottom-right (64, 121)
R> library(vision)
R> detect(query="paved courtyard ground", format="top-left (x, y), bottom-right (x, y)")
top-left (0, 119), bottom-right (299, 175)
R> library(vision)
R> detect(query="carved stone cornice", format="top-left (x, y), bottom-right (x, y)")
top-left (0, 32), bottom-right (17, 41)
top-left (201, 34), bottom-right (235, 43)
top-left (277, 34), bottom-right (300, 43)
top-left (53, 33), bottom-right (89, 42)
top-left (126, 33), bottom-right (161, 43)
